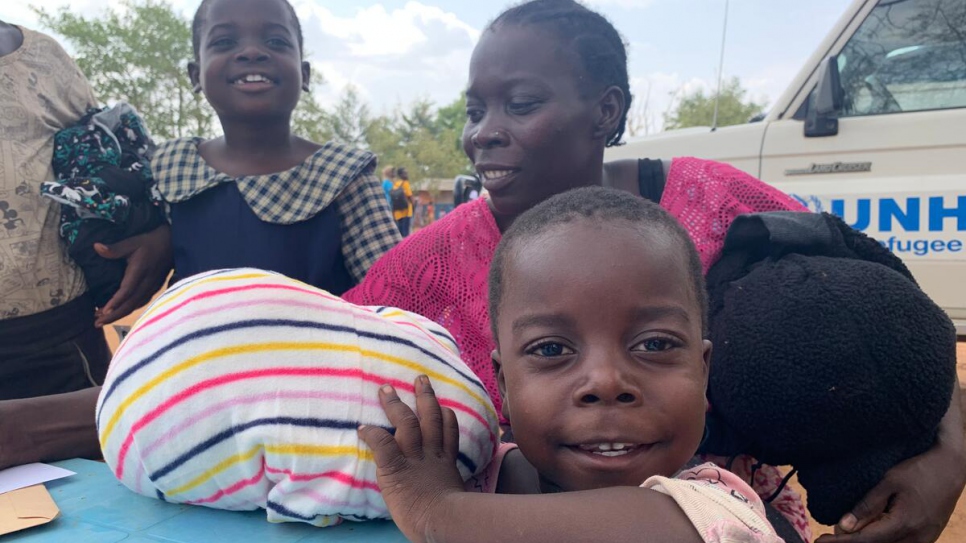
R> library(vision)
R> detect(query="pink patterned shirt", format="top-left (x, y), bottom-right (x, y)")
top-left (466, 444), bottom-right (784, 543)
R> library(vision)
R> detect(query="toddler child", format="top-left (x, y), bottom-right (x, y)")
top-left (360, 187), bottom-right (783, 543)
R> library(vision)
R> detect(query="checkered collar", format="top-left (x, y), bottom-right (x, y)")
top-left (153, 137), bottom-right (376, 224)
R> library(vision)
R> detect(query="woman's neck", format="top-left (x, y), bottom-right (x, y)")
top-left (490, 166), bottom-right (606, 234)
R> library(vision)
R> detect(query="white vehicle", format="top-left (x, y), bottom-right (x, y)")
top-left (607, 0), bottom-right (966, 334)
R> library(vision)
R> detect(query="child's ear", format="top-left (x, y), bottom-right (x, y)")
top-left (188, 62), bottom-right (202, 93)
top-left (592, 85), bottom-right (625, 141)
top-left (301, 61), bottom-right (311, 92)
top-left (493, 349), bottom-right (510, 422)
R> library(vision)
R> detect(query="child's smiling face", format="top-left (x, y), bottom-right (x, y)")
top-left (189, 0), bottom-right (308, 122)
top-left (494, 219), bottom-right (711, 492)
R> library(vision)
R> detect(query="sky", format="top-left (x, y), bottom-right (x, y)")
top-left (3, 0), bottom-right (854, 132)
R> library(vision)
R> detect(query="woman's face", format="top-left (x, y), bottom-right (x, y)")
top-left (462, 26), bottom-right (609, 219)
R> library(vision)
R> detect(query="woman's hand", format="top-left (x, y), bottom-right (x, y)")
top-left (818, 385), bottom-right (965, 543)
top-left (94, 224), bottom-right (173, 326)
top-left (358, 376), bottom-right (466, 543)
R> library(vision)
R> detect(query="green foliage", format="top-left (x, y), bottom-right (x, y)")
top-left (33, 0), bottom-right (215, 140)
top-left (34, 0), bottom-right (473, 186)
top-left (291, 76), bottom-right (334, 144)
top-left (359, 94), bottom-right (472, 190)
top-left (663, 77), bottom-right (767, 130)
top-left (324, 85), bottom-right (372, 148)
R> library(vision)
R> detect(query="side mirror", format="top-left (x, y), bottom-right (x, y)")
top-left (805, 55), bottom-right (844, 137)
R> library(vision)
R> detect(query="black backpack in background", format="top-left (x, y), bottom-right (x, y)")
top-left (390, 182), bottom-right (408, 211)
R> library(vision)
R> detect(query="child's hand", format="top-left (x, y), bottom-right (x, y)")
top-left (358, 376), bottom-right (466, 543)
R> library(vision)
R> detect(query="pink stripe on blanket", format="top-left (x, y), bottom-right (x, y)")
top-left (115, 367), bottom-right (491, 478)
top-left (129, 388), bottom-right (491, 489)
top-left (271, 484), bottom-right (375, 514)
top-left (138, 390), bottom-right (382, 460)
top-left (112, 287), bottom-right (459, 377)
top-left (186, 462), bottom-right (267, 505)
top-left (265, 466), bottom-right (380, 491)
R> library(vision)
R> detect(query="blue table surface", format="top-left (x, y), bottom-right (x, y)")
top-left (5, 459), bottom-right (407, 543)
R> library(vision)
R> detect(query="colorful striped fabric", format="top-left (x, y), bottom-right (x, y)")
top-left (97, 268), bottom-right (499, 526)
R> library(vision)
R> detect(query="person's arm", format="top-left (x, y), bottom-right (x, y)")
top-left (54, 40), bottom-right (174, 327)
top-left (93, 224), bottom-right (173, 326)
top-left (819, 382), bottom-right (965, 543)
top-left (359, 377), bottom-right (705, 543)
top-left (0, 387), bottom-right (101, 470)
top-left (337, 170), bottom-right (401, 284)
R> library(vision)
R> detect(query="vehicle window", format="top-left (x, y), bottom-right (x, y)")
top-left (837, 0), bottom-right (966, 116)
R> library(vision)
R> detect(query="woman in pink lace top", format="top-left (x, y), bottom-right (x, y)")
top-left (346, 1), bottom-right (966, 541)
top-left (344, 159), bottom-right (803, 420)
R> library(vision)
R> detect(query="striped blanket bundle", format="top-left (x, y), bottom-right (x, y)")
top-left (97, 268), bottom-right (499, 526)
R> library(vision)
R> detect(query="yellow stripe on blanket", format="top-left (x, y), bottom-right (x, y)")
top-left (166, 444), bottom-right (376, 497)
top-left (100, 342), bottom-right (497, 448)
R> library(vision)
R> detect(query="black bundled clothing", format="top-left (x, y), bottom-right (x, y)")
top-left (702, 211), bottom-right (957, 525)
top-left (42, 103), bottom-right (165, 307)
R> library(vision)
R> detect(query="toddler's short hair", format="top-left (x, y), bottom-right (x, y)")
top-left (488, 186), bottom-right (707, 339)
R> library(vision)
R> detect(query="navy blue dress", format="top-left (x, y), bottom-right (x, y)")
top-left (152, 138), bottom-right (401, 296)
top-left (169, 182), bottom-right (354, 295)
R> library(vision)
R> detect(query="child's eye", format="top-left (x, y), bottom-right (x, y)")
top-left (465, 107), bottom-right (484, 123)
top-left (507, 101), bottom-right (539, 115)
top-left (633, 337), bottom-right (678, 352)
top-left (210, 37), bottom-right (235, 48)
top-left (267, 38), bottom-right (292, 48)
top-left (526, 342), bottom-right (574, 358)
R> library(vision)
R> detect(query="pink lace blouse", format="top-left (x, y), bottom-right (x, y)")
top-left (343, 156), bottom-right (806, 419)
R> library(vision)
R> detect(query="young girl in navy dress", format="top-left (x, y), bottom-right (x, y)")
top-left (152, 0), bottom-right (399, 294)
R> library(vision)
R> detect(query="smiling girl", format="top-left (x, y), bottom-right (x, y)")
top-left (152, 0), bottom-right (399, 294)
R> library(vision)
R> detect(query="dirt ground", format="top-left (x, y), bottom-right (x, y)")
top-left (106, 320), bottom-right (966, 541)
top-left (802, 342), bottom-right (966, 541)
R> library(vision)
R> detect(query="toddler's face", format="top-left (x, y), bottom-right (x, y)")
top-left (494, 220), bottom-right (711, 492)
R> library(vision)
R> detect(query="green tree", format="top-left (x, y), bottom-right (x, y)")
top-left (322, 85), bottom-right (372, 148)
top-left (34, 0), bottom-right (216, 140)
top-left (35, 0), bottom-right (330, 142)
top-left (291, 77), bottom-right (334, 144)
top-left (366, 95), bottom-right (472, 190)
top-left (663, 77), bottom-right (767, 130)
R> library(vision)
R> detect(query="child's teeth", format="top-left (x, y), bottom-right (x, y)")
top-left (596, 450), bottom-right (629, 457)
top-left (236, 74), bottom-right (270, 84)
top-left (578, 442), bottom-right (634, 453)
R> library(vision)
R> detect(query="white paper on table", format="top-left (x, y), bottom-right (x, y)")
top-left (0, 464), bottom-right (75, 495)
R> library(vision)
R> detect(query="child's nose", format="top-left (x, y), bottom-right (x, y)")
top-left (573, 357), bottom-right (641, 407)
top-left (235, 44), bottom-right (270, 63)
